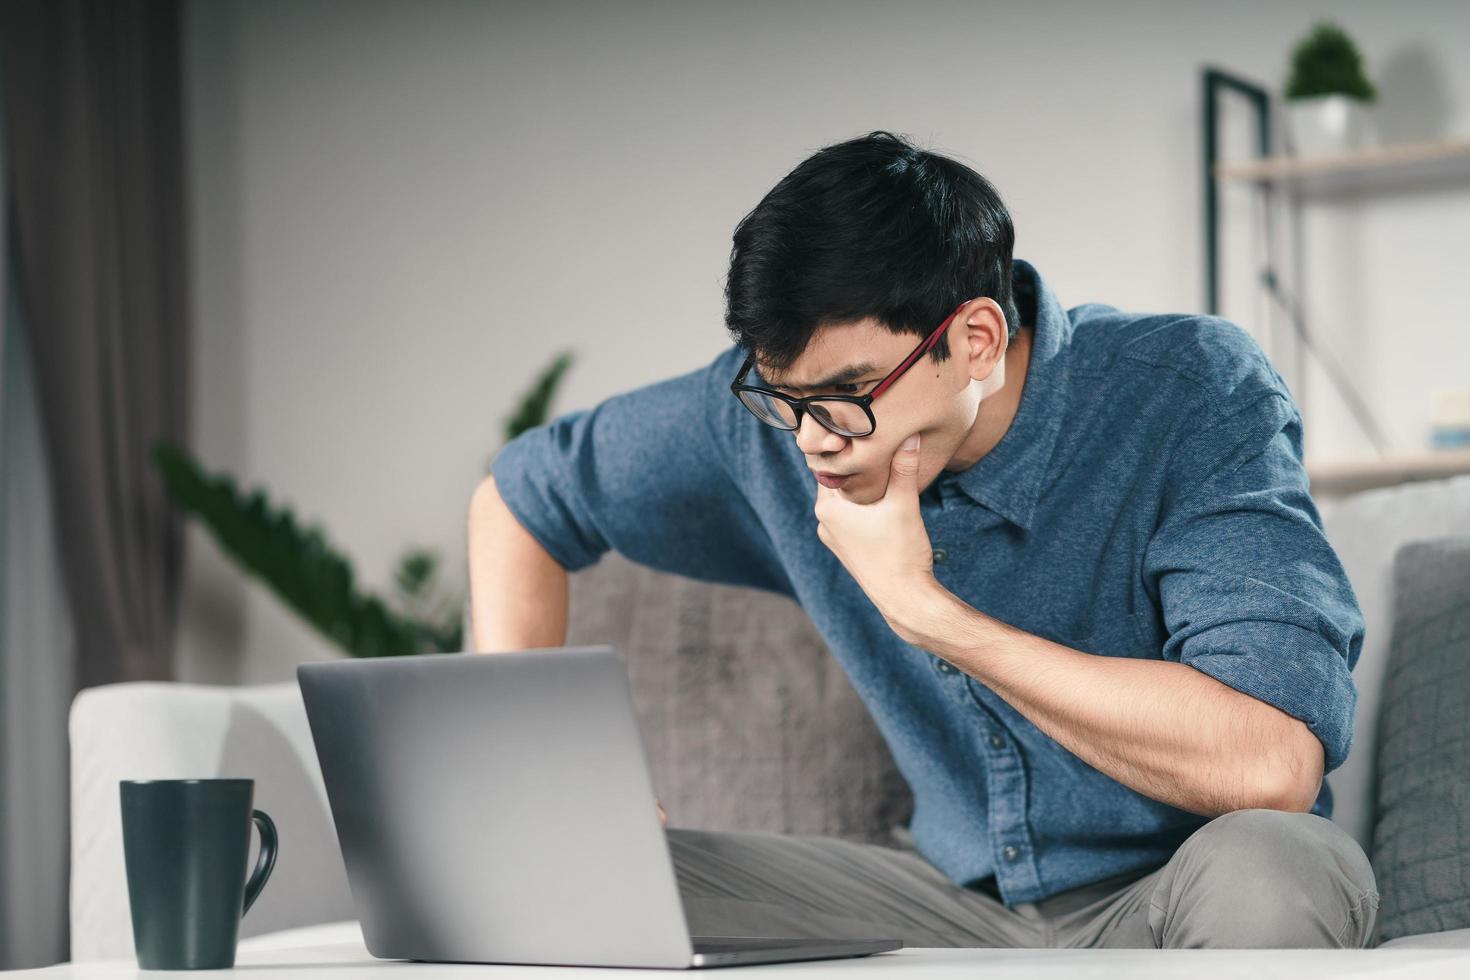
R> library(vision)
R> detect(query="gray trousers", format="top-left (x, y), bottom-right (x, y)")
top-left (667, 809), bottom-right (1381, 948)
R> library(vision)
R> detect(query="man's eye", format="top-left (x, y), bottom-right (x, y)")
top-left (779, 380), bottom-right (875, 396)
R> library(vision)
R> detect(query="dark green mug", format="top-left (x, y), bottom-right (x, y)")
top-left (120, 779), bottom-right (278, 970)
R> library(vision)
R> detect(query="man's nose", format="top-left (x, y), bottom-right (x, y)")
top-left (794, 411), bottom-right (849, 455)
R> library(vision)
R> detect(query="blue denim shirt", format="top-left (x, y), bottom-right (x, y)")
top-left (490, 258), bottom-right (1364, 906)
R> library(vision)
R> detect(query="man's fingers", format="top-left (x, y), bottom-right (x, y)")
top-left (888, 432), bottom-right (921, 494)
top-left (813, 481), bottom-right (840, 520)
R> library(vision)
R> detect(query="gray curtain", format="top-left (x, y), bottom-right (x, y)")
top-left (0, 0), bottom-right (190, 690)
top-left (0, 0), bottom-right (190, 967)
top-left (0, 278), bottom-right (76, 970)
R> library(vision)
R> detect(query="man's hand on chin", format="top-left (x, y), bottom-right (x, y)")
top-left (814, 432), bottom-right (946, 641)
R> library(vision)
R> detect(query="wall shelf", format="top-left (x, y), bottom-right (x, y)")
top-left (1213, 136), bottom-right (1470, 193)
top-left (1306, 449), bottom-right (1470, 495)
top-left (1203, 69), bottom-right (1470, 494)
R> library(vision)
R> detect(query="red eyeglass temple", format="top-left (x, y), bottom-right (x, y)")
top-left (867, 301), bottom-right (968, 400)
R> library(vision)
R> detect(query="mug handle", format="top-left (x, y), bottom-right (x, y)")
top-left (242, 809), bottom-right (278, 917)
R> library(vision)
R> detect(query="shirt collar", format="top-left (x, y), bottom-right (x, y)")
top-left (936, 258), bottom-right (1072, 531)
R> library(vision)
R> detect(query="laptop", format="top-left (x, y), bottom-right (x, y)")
top-left (297, 646), bottom-right (902, 968)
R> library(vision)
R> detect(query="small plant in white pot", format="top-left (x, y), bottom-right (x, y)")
top-left (1283, 20), bottom-right (1378, 156)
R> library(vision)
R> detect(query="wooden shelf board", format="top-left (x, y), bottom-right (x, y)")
top-left (1213, 136), bottom-right (1470, 186)
top-left (1306, 449), bottom-right (1470, 494)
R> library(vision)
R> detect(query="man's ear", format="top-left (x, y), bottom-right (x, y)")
top-left (961, 298), bottom-right (1009, 396)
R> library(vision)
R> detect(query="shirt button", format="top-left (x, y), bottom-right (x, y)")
top-left (931, 548), bottom-right (949, 564)
top-left (1003, 845), bottom-right (1021, 862)
top-left (988, 734), bottom-right (1005, 749)
top-left (937, 660), bottom-right (957, 674)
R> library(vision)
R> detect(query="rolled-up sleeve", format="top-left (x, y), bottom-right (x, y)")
top-left (1142, 390), bottom-right (1364, 773)
top-left (490, 346), bottom-right (793, 596)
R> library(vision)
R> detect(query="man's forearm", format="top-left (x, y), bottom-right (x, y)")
top-left (901, 586), bottom-right (1323, 818)
top-left (466, 476), bottom-right (569, 652)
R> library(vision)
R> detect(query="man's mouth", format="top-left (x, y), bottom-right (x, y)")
top-left (814, 471), bottom-right (851, 489)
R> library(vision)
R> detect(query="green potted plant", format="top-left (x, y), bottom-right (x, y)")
top-left (154, 350), bottom-right (573, 659)
top-left (1283, 20), bottom-right (1378, 155)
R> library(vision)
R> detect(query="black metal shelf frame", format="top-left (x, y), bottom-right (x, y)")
top-left (1201, 67), bottom-right (1272, 316)
top-left (1199, 66), bottom-right (1391, 454)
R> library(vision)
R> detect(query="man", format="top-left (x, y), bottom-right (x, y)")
top-left (467, 131), bottom-right (1378, 948)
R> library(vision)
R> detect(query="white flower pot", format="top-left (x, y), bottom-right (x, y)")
top-left (1285, 94), bottom-right (1377, 156)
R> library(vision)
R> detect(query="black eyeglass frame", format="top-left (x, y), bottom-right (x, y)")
top-left (729, 300), bottom-right (969, 438)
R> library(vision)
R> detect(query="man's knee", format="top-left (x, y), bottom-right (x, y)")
top-left (1149, 808), bottom-right (1379, 948)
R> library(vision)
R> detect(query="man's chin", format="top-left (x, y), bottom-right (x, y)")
top-left (839, 480), bottom-right (883, 505)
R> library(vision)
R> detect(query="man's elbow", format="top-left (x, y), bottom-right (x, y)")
top-left (1254, 721), bottom-right (1325, 813)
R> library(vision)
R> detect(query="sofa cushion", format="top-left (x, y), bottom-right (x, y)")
top-left (1317, 474), bottom-right (1470, 853)
top-left (1370, 537), bottom-right (1470, 944)
top-left (566, 552), bottom-right (913, 843)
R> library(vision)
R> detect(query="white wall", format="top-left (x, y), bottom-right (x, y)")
top-left (178, 0), bottom-right (1470, 683)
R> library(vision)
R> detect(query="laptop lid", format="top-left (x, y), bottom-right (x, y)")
top-left (298, 647), bottom-right (696, 968)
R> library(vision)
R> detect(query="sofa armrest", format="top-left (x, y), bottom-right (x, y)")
top-left (69, 681), bottom-right (354, 961)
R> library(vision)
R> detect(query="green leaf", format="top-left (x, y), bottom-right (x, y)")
top-left (391, 547), bottom-right (465, 653)
top-left (395, 548), bottom-right (438, 598)
top-left (504, 351), bottom-right (574, 444)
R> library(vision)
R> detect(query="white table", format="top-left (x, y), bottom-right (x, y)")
top-left (14, 921), bottom-right (1470, 978)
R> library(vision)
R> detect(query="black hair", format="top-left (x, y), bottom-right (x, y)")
top-left (724, 130), bottom-right (1020, 373)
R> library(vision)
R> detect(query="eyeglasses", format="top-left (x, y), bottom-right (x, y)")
top-left (730, 301), bottom-right (968, 438)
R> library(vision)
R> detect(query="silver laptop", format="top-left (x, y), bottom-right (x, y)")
top-left (297, 646), bottom-right (902, 968)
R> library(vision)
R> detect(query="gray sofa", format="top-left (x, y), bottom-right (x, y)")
top-left (67, 476), bottom-right (1470, 959)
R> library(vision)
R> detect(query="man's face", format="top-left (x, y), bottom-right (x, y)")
top-left (755, 315), bottom-right (994, 505)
